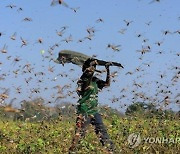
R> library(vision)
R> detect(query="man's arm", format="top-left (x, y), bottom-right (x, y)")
top-left (104, 63), bottom-right (110, 87)
top-left (95, 63), bottom-right (111, 89)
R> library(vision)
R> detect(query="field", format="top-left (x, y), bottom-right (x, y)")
top-left (0, 114), bottom-right (179, 154)
top-left (0, 1), bottom-right (179, 154)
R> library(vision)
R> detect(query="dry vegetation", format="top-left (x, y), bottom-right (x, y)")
top-left (0, 99), bottom-right (179, 154)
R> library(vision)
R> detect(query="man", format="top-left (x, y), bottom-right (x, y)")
top-left (69, 58), bottom-right (115, 153)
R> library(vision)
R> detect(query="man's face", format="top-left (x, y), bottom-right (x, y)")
top-left (85, 66), bottom-right (95, 77)
top-left (87, 70), bottom-right (94, 76)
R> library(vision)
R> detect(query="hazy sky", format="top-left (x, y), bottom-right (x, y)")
top-left (0, 0), bottom-right (179, 112)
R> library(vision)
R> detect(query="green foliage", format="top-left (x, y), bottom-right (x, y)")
top-left (0, 114), bottom-right (179, 153)
top-left (125, 102), bottom-right (177, 120)
top-left (125, 102), bottom-right (155, 115)
top-left (0, 101), bottom-right (179, 153)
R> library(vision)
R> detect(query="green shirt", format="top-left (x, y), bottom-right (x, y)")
top-left (77, 77), bottom-right (105, 116)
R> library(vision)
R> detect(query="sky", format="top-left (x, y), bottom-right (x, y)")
top-left (0, 0), bottom-right (179, 113)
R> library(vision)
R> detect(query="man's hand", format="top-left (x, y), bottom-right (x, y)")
top-left (105, 62), bottom-right (111, 69)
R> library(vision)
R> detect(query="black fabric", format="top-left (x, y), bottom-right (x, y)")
top-left (92, 76), bottom-right (106, 90)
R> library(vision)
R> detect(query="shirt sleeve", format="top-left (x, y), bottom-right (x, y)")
top-left (92, 77), bottom-right (106, 90)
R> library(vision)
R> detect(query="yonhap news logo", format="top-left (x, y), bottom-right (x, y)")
top-left (127, 133), bottom-right (180, 148)
top-left (127, 133), bottom-right (141, 148)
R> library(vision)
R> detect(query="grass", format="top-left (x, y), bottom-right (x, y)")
top-left (0, 114), bottom-right (179, 154)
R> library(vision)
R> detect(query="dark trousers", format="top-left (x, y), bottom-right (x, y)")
top-left (69, 112), bottom-right (115, 153)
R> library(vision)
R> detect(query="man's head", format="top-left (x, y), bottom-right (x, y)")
top-left (82, 58), bottom-right (97, 72)
top-left (81, 58), bottom-right (98, 78)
